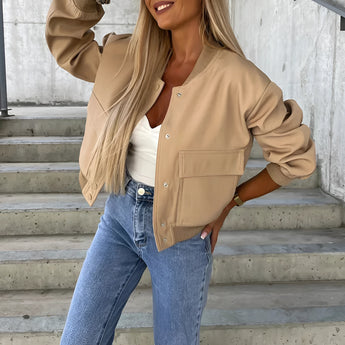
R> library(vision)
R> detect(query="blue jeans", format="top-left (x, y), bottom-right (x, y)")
top-left (60, 170), bottom-right (213, 345)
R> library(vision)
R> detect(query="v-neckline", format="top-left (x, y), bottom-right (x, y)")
top-left (143, 114), bottom-right (161, 130)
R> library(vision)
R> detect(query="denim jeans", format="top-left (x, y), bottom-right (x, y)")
top-left (60, 169), bottom-right (213, 345)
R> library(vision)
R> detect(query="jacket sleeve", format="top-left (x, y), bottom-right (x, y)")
top-left (246, 81), bottom-right (316, 186)
top-left (45, 0), bottom-right (107, 82)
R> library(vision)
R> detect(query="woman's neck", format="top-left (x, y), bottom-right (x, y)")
top-left (169, 19), bottom-right (203, 64)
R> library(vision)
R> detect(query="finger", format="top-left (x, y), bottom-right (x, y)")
top-left (210, 232), bottom-right (218, 253)
top-left (200, 224), bottom-right (213, 239)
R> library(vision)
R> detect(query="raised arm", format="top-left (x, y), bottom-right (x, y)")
top-left (45, 0), bottom-right (106, 82)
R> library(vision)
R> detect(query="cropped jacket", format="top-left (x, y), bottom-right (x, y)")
top-left (45, 0), bottom-right (316, 251)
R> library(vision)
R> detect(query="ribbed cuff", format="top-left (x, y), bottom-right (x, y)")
top-left (266, 163), bottom-right (294, 187)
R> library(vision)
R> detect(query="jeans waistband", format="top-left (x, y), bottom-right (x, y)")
top-left (125, 167), bottom-right (155, 202)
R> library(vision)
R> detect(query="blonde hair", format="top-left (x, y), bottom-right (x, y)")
top-left (91, 0), bottom-right (245, 194)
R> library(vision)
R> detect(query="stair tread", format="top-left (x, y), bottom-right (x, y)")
top-left (0, 162), bottom-right (79, 172)
top-left (0, 106), bottom-right (87, 119)
top-left (0, 159), bottom-right (267, 172)
top-left (0, 161), bottom-right (319, 194)
top-left (1, 282), bottom-right (345, 332)
top-left (0, 189), bottom-right (340, 211)
top-left (243, 188), bottom-right (340, 206)
top-left (1, 228), bottom-right (344, 262)
top-left (0, 136), bottom-right (82, 144)
top-left (0, 193), bottom-right (108, 210)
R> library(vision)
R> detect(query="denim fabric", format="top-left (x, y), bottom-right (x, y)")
top-left (60, 169), bottom-right (213, 345)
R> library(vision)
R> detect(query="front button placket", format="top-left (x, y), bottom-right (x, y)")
top-left (152, 80), bottom-right (178, 250)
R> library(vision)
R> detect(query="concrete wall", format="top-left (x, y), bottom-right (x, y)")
top-left (229, 0), bottom-right (345, 202)
top-left (3, 0), bottom-right (138, 104)
top-left (2, 0), bottom-right (345, 201)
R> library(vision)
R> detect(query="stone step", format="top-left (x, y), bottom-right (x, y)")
top-left (0, 107), bottom-right (86, 137)
top-left (0, 189), bottom-right (341, 237)
top-left (250, 139), bottom-right (264, 159)
top-left (0, 137), bottom-right (82, 163)
top-left (0, 136), bottom-right (265, 163)
top-left (225, 188), bottom-right (343, 231)
top-left (1, 228), bottom-right (345, 290)
top-left (0, 106), bottom-right (264, 159)
top-left (0, 163), bottom-right (82, 193)
top-left (1, 282), bottom-right (345, 344)
top-left (0, 160), bottom-right (318, 194)
top-left (238, 159), bottom-right (318, 188)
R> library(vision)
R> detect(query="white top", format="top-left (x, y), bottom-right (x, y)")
top-left (126, 115), bottom-right (161, 187)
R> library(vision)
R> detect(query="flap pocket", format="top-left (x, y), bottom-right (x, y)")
top-left (179, 149), bottom-right (245, 178)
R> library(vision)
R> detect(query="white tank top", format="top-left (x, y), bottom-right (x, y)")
top-left (126, 115), bottom-right (161, 187)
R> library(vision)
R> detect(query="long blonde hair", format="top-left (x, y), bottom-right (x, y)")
top-left (91, 0), bottom-right (245, 194)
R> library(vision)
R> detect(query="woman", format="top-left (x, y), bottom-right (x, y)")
top-left (45, 0), bottom-right (316, 344)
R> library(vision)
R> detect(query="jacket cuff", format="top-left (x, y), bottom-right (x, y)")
top-left (73, 0), bottom-right (102, 13)
top-left (266, 163), bottom-right (294, 187)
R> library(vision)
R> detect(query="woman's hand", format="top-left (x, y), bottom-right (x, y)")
top-left (200, 168), bottom-right (282, 253)
top-left (200, 202), bottom-right (235, 253)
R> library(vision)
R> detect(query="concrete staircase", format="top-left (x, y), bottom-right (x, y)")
top-left (0, 106), bottom-right (344, 345)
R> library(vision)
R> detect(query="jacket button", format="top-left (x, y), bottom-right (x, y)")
top-left (161, 223), bottom-right (165, 227)
top-left (163, 182), bottom-right (168, 188)
top-left (163, 238), bottom-right (167, 243)
top-left (177, 92), bottom-right (182, 97)
top-left (138, 188), bottom-right (145, 195)
top-left (165, 133), bottom-right (170, 139)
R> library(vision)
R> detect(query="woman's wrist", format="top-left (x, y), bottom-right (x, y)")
top-left (224, 168), bottom-right (282, 214)
top-left (233, 190), bottom-right (245, 206)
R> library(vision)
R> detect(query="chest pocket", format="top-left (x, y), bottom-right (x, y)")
top-left (176, 149), bottom-right (245, 226)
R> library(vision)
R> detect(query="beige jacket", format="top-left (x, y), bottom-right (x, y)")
top-left (45, 0), bottom-right (316, 251)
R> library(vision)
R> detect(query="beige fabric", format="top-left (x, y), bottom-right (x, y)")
top-left (45, 0), bottom-right (316, 252)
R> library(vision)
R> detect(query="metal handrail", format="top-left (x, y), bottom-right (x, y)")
top-left (312, 0), bottom-right (345, 30)
top-left (0, 0), bottom-right (10, 117)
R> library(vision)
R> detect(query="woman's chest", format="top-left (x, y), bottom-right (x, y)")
top-left (146, 84), bottom-right (173, 129)
top-left (146, 61), bottom-right (197, 129)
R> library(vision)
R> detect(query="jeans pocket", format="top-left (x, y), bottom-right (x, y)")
top-left (204, 233), bottom-right (212, 263)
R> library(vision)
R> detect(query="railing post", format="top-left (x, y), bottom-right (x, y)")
top-left (0, 0), bottom-right (10, 117)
